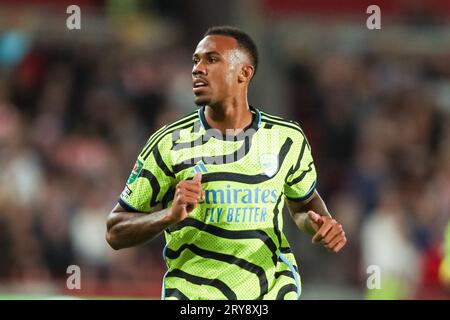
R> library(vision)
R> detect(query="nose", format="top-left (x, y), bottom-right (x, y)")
top-left (192, 60), bottom-right (207, 76)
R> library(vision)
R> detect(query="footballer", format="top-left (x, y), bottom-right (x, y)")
top-left (106, 26), bottom-right (347, 300)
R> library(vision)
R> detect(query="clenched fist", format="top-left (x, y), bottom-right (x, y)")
top-left (168, 173), bottom-right (204, 223)
top-left (308, 211), bottom-right (347, 253)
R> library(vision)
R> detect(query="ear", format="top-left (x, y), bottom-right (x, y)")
top-left (238, 65), bottom-right (255, 83)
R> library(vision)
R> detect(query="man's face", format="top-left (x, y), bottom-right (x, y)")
top-left (192, 35), bottom-right (247, 106)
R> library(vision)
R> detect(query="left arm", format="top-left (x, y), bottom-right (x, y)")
top-left (286, 189), bottom-right (347, 253)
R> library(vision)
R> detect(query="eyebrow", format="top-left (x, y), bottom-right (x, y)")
top-left (192, 51), bottom-right (221, 58)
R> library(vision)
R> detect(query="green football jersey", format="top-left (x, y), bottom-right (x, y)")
top-left (440, 221), bottom-right (450, 284)
top-left (119, 106), bottom-right (317, 300)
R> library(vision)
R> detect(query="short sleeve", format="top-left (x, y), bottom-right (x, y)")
top-left (119, 132), bottom-right (176, 212)
top-left (283, 131), bottom-right (317, 201)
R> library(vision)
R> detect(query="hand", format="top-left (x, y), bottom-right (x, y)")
top-left (308, 211), bottom-right (347, 253)
top-left (169, 173), bottom-right (204, 223)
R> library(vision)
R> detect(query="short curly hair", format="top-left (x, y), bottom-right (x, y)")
top-left (204, 26), bottom-right (259, 76)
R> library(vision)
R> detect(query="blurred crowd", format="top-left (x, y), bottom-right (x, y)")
top-left (283, 44), bottom-right (450, 299)
top-left (1, 1), bottom-right (450, 299)
top-left (0, 30), bottom-right (194, 297)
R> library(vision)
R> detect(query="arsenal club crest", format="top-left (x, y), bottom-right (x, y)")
top-left (260, 153), bottom-right (278, 177)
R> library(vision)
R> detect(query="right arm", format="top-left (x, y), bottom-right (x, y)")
top-left (106, 204), bottom-right (175, 250)
top-left (106, 174), bottom-right (204, 250)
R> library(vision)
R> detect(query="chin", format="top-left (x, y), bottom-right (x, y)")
top-left (194, 95), bottom-right (211, 106)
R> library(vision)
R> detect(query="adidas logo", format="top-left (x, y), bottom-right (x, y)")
top-left (190, 160), bottom-right (208, 174)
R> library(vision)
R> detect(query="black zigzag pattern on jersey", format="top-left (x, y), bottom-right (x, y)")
top-left (140, 112), bottom-right (197, 155)
top-left (139, 169), bottom-right (160, 207)
top-left (171, 134), bottom-right (205, 151)
top-left (140, 113), bottom-right (198, 160)
top-left (165, 243), bottom-right (268, 299)
top-left (200, 137), bottom-right (292, 184)
top-left (287, 161), bottom-right (314, 187)
top-left (276, 284), bottom-right (298, 300)
top-left (285, 138), bottom-right (308, 183)
top-left (259, 112), bottom-right (302, 131)
top-left (165, 288), bottom-right (189, 300)
top-left (280, 247), bottom-right (292, 254)
top-left (152, 144), bottom-right (176, 178)
top-left (171, 126), bottom-right (253, 151)
top-left (171, 129), bottom-right (257, 174)
top-left (168, 218), bottom-right (279, 266)
top-left (161, 187), bottom-right (175, 209)
top-left (260, 114), bottom-right (311, 150)
top-left (274, 270), bottom-right (295, 280)
top-left (272, 193), bottom-right (284, 248)
top-left (166, 268), bottom-right (237, 300)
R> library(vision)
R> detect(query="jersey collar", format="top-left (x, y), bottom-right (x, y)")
top-left (198, 105), bottom-right (262, 133)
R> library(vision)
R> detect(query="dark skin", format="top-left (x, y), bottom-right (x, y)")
top-left (192, 35), bottom-right (255, 132)
top-left (106, 35), bottom-right (347, 253)
top-left (106, 174), bottom-right (204, 250)
top-left (286, 190), bottom-right (346, 252)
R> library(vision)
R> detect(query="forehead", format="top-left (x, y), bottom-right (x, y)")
top-left (194, 35), bottom-right (238, 55)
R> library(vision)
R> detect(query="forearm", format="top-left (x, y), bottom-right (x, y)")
top-left (288, 190), bottom-right (346, 251)
top-left (288, 191), bottom-right (331, 236)
top-left (106, 207), bottom-right (174, 250)
top-left (292, 213), bottom-right (317, 236)
top-left (301, 193), bottom-right (331, 217)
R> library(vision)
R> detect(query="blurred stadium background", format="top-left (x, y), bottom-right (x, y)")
top-left (0, 0), bottom-right (449, 300)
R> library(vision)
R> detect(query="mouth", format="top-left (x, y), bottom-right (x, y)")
top-left (193, 78), bottom-right (209, 94)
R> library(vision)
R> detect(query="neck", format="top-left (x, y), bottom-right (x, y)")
top-left (205, 97), bottom-right (252, 134)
